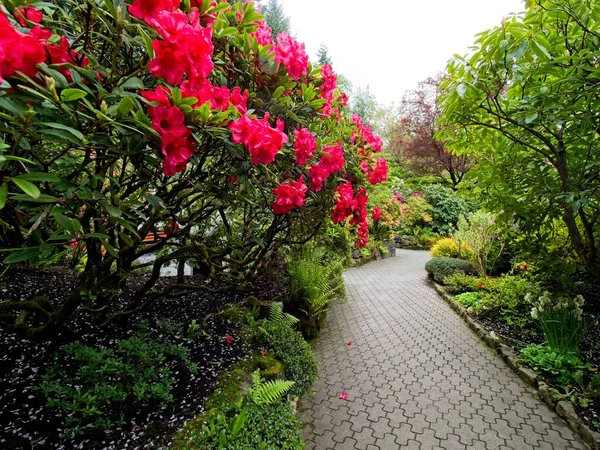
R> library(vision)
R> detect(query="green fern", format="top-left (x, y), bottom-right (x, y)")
top-left (248, 370), bottom-right (295, 406)
top-left (269, 302), bottom-right (299, 327)
top-left (288, 246), bottom-right (346, 320)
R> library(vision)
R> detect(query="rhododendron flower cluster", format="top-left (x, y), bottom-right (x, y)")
top-left (181, 79), bottom-right (248, 113)
top-left (308, 145), bottom-right (345, 191)
top-left (352, 114), bottom-right (383, 153)
top-left (13, 7), bottom-right (43, 27)
top-left (293, 128), bottom-right (317, 165)
top-left (330, 183), bottom-right (370, 248)
top-left (229, 114), bottom-right (288, 165)
top-left (272, 176), bottom-right (308, 214)
top-left (146, 102), bottom-right (195, 176)
top-left (146, 11), bottom-right (214, 85)
top-left (274, 32), bottom-right (309, 80)
top-left (252, 20), bottom-right (274, 46)
top-left (331, 182), bottom-right (356, 224)
top-left (320, 64), bottom-right (338, 116)
top-left (368, 158), bottom-right (389, 185)
top-left (0, 13), bottom-right (45, 83)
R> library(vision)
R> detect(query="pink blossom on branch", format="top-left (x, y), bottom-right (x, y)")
top-left (292, 128), bottom-right (316, 165)
top-left (0, 13), bottom-right (45, 83)
top-left (274, 32), bottom-right (309, 80)
top-left (372, 206), bottom-right (382, 222)
top-left (128, 0), bottom-right (179, 24)
top-left (272, 176), bottom-right (308, 214)
top-left (368, 158), bottom-right (388, 185)
top-left (229, 114), bottom-right (289, 165)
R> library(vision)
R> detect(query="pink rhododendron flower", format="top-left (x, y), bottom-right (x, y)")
top-left (0, 13), bottom-right (45, 83)
top-left (292, 128), bottom-right (316, 165)
top-left (346, 341), bottom-right (352, 346)
top-left (162, 135), bottom-right (195, 176)
top-left (252, 20), bottom-right (274, 47)
top-left (128, 0), bottom-right (179, 23)
top-left (339, 392), bottom-right (348, 400)
top-left (368, 158), bottom-right (388, 185)
top-left (229, 87), bottom-right (249, 114)
top-left (350, 187), bottom-right (368, 225)
top-left (319, 64), bottom-right (337, 116)
top-left (356, 220), bottom-right (369, 248)
top-left (272, 176), bottom-right (308, 214)
top-left (225, 334), bottom-right (234, 344)
top-left (229, 114), bottom-right (288, 165)
top-left (308, 145), bottom-right (345, 191)
top-left (372, 206), bottom-right (382, 222)
top-left (45, 36), bottom-right (91, 82)
top-left (141, 85), bottom-right (172, 107)
top-left (274, 32), bottom-right (308, 80)
top-left (331, 182), bottom-right (356, 224)
top-left (13, 7), bottom-right (43, 27)
top-left (148, 11), bottom-right (214, 84)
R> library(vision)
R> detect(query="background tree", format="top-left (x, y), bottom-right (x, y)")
top-left (391, 75), bottom-right (470, 189)
top-left (350, 86), bottom-right (377, 126)
top-left (261, 0), bottom-right (290, 40)
top-left (316, 44), bottom-right (332, 66)
top-left (439, 0), bottom-right (600, 283)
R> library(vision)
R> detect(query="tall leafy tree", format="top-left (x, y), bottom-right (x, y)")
top-left (439, 0), bottom-right (600, 282)
top-left (350, 86), bottom-right (377, 125)
top-left (392, 75), bottom-right (471, 189)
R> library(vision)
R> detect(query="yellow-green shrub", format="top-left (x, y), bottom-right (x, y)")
top-left (431, 238), bottom-right (460, 258)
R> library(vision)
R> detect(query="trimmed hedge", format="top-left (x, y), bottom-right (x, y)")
top-left (425, 257), bottom-right (477, 284)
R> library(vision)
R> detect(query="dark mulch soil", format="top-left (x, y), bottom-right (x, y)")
top-left (471, 309), bottom-right (600, 433)
top-left (0, 266), bottom-right (284, 450)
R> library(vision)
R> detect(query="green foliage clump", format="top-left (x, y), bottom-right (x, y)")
top-left (39, 337), bottom-right (197, 435)
top-left (256, 322), bottom-right (318, 397)
top-left (454, 211), bottom-right (503, 275)
top-left (455, 292), bottom-right (482, 309)
top-left (521, 344), bottom-right (589, 387)
top-left (475, 276), bottom-right (541, 328)
top-left (175, 369), bottom-right (302, 450)
top-left (288, 246), bottom-right (345, 338)
top-left (422, 185), bottom-right (472, 235)
top-left (444, 273), bottom-right (491, 295)
top-left (185, 400), bottom-right (304, 450)
top-left (430, 237), bottom-right (473, 259)
top-left (425, 257), bottom-right (477, 284)
top-left (530, 292), bottom-right (587, 355)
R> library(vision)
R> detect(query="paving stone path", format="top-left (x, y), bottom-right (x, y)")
top-left (299, 249), bottom-right (587, 450)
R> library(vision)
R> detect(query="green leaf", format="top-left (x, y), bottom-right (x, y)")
top-left (16, 172), bottom-right (61, 183)
top-left (10, 194), bottom-right (60, 203)
top-left (4, 247), bottom-right (41, 264)
top-left (72, 218), bottom-right (82, 235)
top-left (81, 233), bottom-right (111, 240)
top-left (102, 202), bottom-right (122, 217)
top-left (273, 86), bottom-right (285, 99)
top-left (54, 214), bottom-right (74, 234)
top-left (0, 183), bottom-right (7, 210)
top-left (61, 88), bottom-right (88, 102)
top-left (40, 122), bottom-right (84, 141)
top-left (120, 77), bottom-right (145, 90)
top-left (456, 84), bottom-right (467, 97)
top-left (0, 155), bottom-right (35, 164)
top-left (525, 112), bottom-right (538, 124)
top-left (12, 178), bottom-right (40, 199)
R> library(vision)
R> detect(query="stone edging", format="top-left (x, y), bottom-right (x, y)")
top-left (431, 281), bottom-right (600, 450)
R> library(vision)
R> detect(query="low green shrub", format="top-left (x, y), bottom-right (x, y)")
top-left (443, 273), bottom-right (492, 295)
top-left (39, 337), bottom-right (197, 435)
top-left (186, 399), bottom-right (304, 450)
top-left (255, 322), bottom-right (318, 397)
top-left (521, 344), bottom-right (589, 386)
top-left (455, 292), bottom-right (483, 309)
top-left (474, 275), bottom-right (542, 328)
top-left (425, 257), bottom-right (477, 284)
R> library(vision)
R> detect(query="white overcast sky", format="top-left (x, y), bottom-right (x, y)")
top-left (277, 0), bottom-right (526, 106)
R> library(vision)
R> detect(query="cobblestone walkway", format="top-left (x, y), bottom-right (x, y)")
top-left (299, 249), bottom-right (586, 450)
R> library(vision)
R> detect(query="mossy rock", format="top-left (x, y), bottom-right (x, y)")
top-left (254, 354), bottom-right (284, 379)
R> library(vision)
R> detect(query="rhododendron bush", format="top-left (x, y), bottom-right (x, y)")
top-left (0, 0), bottom-right (387, 337)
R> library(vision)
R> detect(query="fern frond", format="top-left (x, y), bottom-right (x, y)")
top-left (269, 302), bottom-right (299, 327)
top-left (249, 378), bottom-right (296, 405)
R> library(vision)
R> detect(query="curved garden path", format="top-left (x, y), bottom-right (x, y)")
top-left (299, 249), bottom-right (586, 450)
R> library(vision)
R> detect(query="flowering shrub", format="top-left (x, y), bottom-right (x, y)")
top-left (0, 0), bottom-right (387, 337)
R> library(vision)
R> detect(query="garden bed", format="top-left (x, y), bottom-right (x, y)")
top-left (431, 281), bottom-right (600, 449)
top-left (0, 267), bottom-right (289, 450)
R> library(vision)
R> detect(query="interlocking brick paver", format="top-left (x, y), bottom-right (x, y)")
top-left (300, 250), bottom-right (588, 449)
